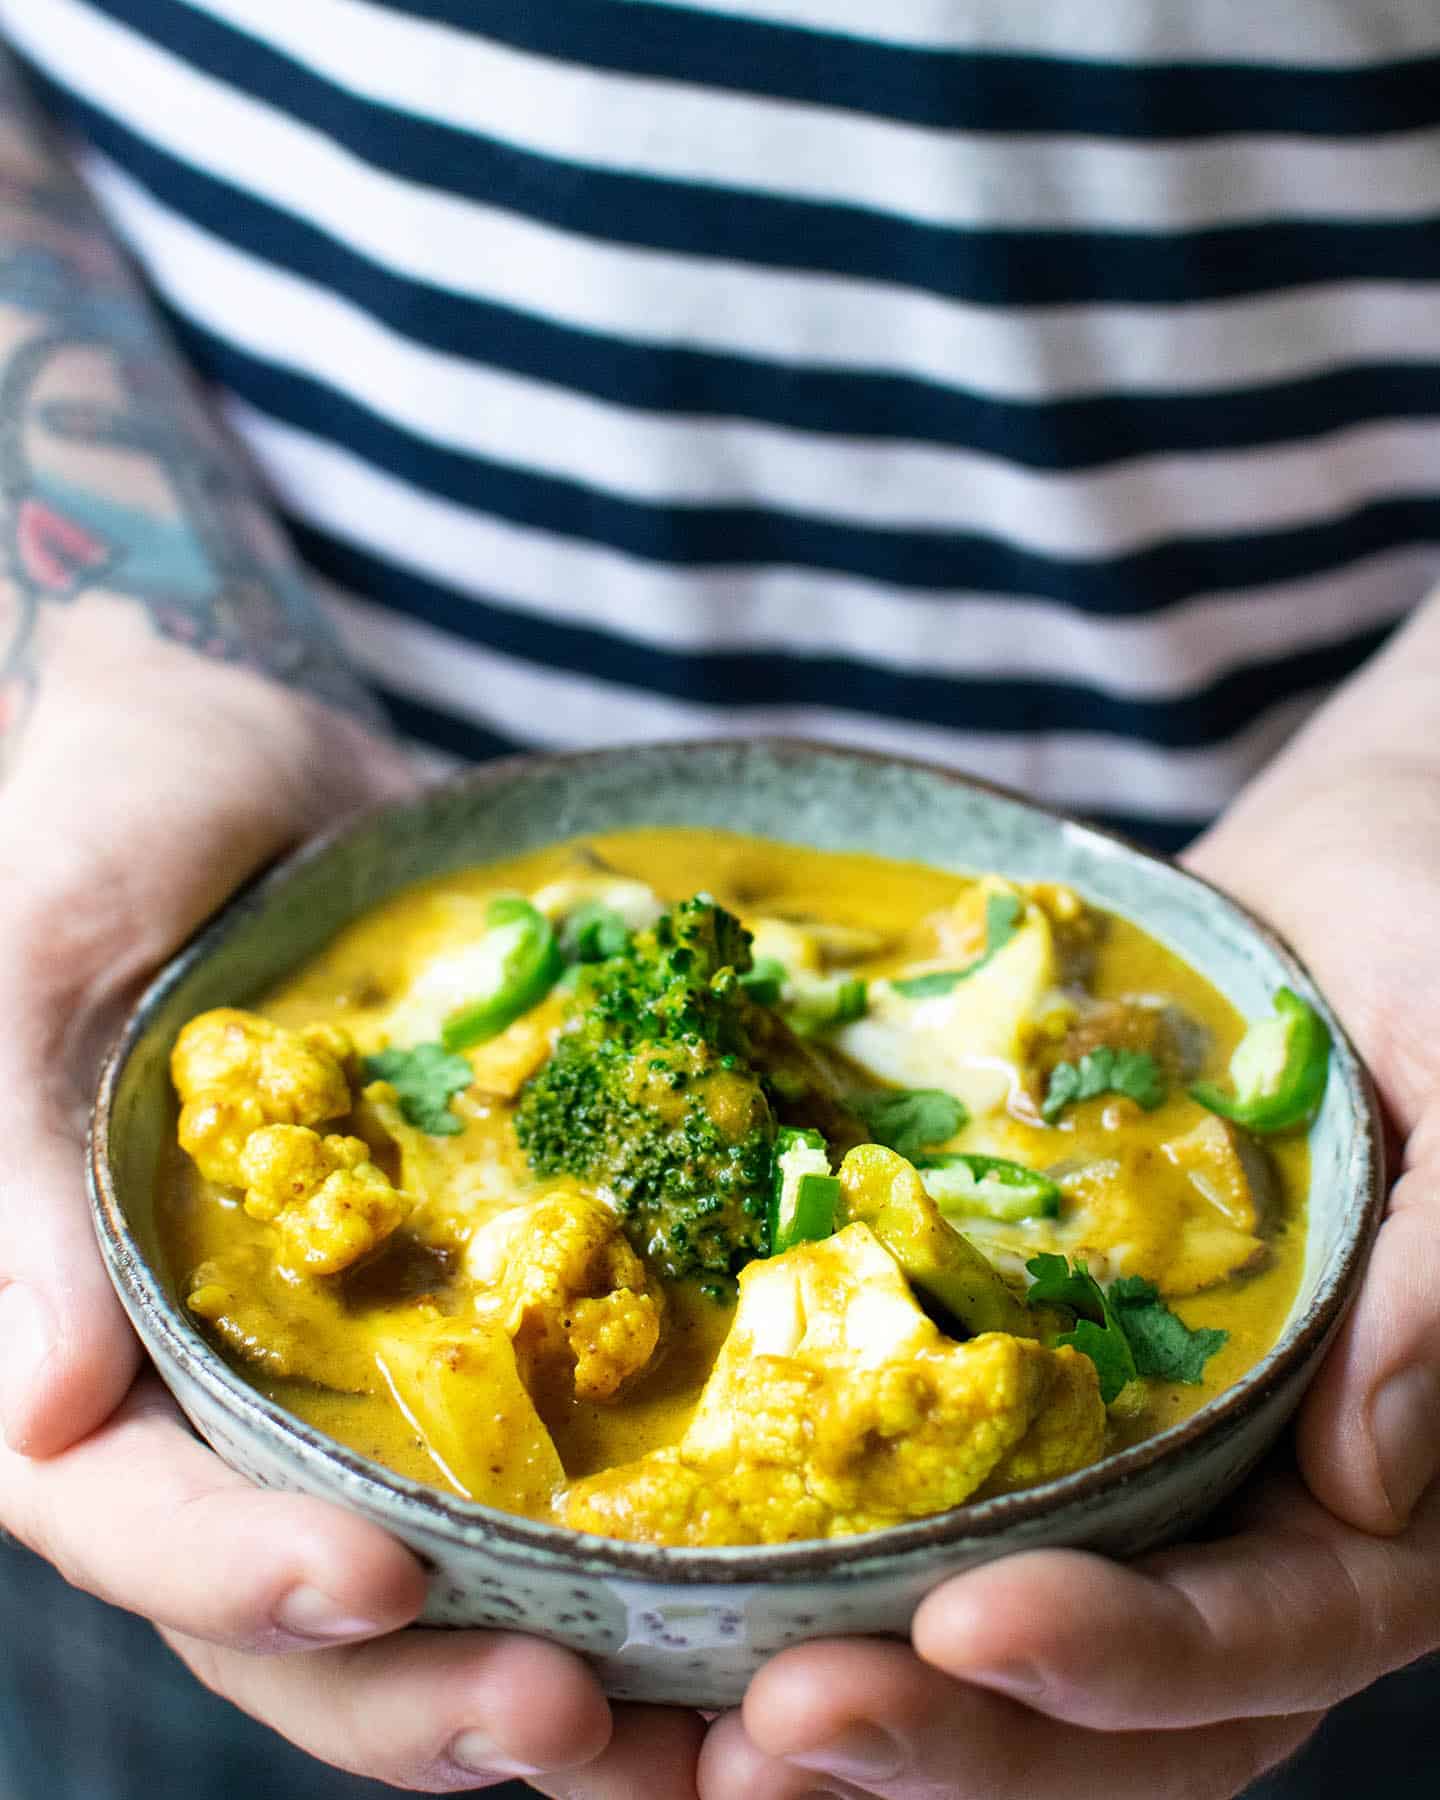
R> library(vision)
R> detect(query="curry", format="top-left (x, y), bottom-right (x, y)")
top-left (157, 829), bottom-right (1314, 1546)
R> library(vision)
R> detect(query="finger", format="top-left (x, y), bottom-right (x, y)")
top-left (912, 1473), bottom-right (1440, 1731)
top-left (0, 724), bottom-right (419, 1459)
top-left (529, 1705), bottom-right (705, 1800)
top-left (164, 1622), bottom-right (612, 1794)
top-left (0, 1093), bottom-right (140, 1454)
top-left (698, 1712), bottom-right (868, 1800)
top-left (1296, 1151), bottom-right (1440, 1534)
top-left (0, 1376), bottom-right (427, 1652)
top-left (720, 1639), bottom-right (1321, 1800)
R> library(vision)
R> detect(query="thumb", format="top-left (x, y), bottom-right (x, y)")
top-left (0, 1059), bottom-right (141, 1458)
top-left (1297, 1124), bottom-right (1440, 1535)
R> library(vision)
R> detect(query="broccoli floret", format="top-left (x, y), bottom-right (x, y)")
top-left (514, 897), bottom-right (778, 1281)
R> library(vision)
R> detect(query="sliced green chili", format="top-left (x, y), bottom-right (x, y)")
top-left (440, 897), bottom-right (563, 1050)
top-left (769, 1126), bottom-right (839, 1254)
top-left (1190, 987), bottom-right (1331, 1135)
top-left (915, 1152), bottom-right (1061, 1222)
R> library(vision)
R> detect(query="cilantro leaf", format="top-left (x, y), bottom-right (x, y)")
top-left (983, 891), bottom-right (1023, 957)
top-left (891, 891), bottom-right (1027, 999)
top-left (1108, 1275), bottom-right (1229, 1385)
top-left (1024, 1251), bottom-right (1108, 1319)
top-left (1025, 1253), bottom-right (1137, 1403)
top-left (1056, 1318), bottom-right (1137, 1406)
top-left (891, 969), bottom-right (967, 999)
top-left (851, 1088), bottom-right (968, 1159)
top-left (1025, 1257), bottom-right (1227, 1399)
top-left (363, 1042), bottom-right (473, 1136)
top-left (1041, 1047), bottom-right (1167, 1123)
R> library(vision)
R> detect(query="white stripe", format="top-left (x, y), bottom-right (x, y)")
top-left (229, 401), bottom-right (1432, 702)
top-left (649, 0), bottom-right (1440, 63)
top-left (86, 162), bottom-right (1440, 552)
top-left (320, 583), bottom-right (1322, 819)
top-left (14, 0), bottom-right (1440, 407)
top-left (189, 0), bottom-right (1440, 230)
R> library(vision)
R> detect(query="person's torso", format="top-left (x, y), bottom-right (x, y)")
top-left (10, 0), bottom-right (1440, 846)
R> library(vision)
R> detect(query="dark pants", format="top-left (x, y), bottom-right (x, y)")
top-left (2, 1533), bottom-right (1436, 1800)
top-left (0, 1536), bottom-right (531, 1800)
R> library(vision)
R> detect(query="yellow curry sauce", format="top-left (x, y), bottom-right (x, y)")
top-left (156, 829), bottom-right (1307, 1542)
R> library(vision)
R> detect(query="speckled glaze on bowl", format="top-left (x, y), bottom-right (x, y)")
top-left (89, 741), bottom-right (1385, 1706)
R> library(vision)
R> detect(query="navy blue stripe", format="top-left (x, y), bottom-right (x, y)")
top-left (39, 23), bottom-right (1440, 309)
top-left (376, 681), bottom-right (1206, 853)
top-left (161, 300), bottom-right (1440, 615)
top-left (377, 685), bottom-right (522, 762)
top-left (45, 73), bottom-right (1440, 465)
top-left (119, 0), bottom-right (1440, 139)
top-left (1083, 810), bottom-right (1202, 855)
top-left (303, 520), bottom-right (1393, 748)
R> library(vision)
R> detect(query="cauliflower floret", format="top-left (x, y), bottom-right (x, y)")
top-left (976, 1341), bottom-right (1106, 1495)
top-left (173, 1009), bottom-right (353, 1186)
top-left (467, 1191), bottom-right (663, 1402)
top-left (567, 1441), bottom-right (831, 1546)
top-left (564, 1224), bottom-right (1103, 1545)
top-left (237, 1124), bottom-right (411, 1276)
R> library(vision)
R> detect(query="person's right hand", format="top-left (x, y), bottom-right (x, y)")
top-left (0, 611), bottom-right (705, 1794)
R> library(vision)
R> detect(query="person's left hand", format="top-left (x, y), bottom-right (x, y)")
top-left (692, 650), bottom-right (1440, 1799)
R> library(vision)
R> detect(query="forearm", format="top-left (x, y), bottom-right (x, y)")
top-left (0, 43), bottom-right (379, 772)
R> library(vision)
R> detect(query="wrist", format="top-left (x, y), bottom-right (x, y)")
top-left (2, 599), bottom-right (416, 1030)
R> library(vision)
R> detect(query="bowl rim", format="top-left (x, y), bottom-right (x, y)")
top-left (89, 737), bottom-right (1387, 1583)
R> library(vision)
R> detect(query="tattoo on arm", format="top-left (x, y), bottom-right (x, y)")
top-left (0, 46), bottom-right (381, 767)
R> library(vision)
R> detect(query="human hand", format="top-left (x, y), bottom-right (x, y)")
top-left (0, 618), bottom-right (711, 1793)
top-left (692, 627), bottom-right (1440, 1800)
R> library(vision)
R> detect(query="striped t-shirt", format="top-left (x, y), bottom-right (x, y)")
top-left (10, 0), bottom-right (1440, 850)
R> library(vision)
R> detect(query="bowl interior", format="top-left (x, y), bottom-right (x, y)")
top-left (98, 740), bottom-right (1381, 1565)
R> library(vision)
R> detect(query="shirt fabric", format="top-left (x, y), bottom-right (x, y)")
top-left (3, 6), bottom-right (1440, 1798)
top-left (9, 0), bottom-right (1440, 851)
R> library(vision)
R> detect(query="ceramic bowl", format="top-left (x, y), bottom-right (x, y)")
top-left (89, 741), bottom-right (1384, 1706)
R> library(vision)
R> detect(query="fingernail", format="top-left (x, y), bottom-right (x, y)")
top-left (789, 1721), bottom-right (905, 1783)
top-left (1372, 1365), bottom-right (1440, 1523)
top-left (448, 1729), bottom-right (542, 1777)
top-left (0, 1284), bottom-right (55, 1447)
top-left (275, 1585), bottom-right (382, 1641)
